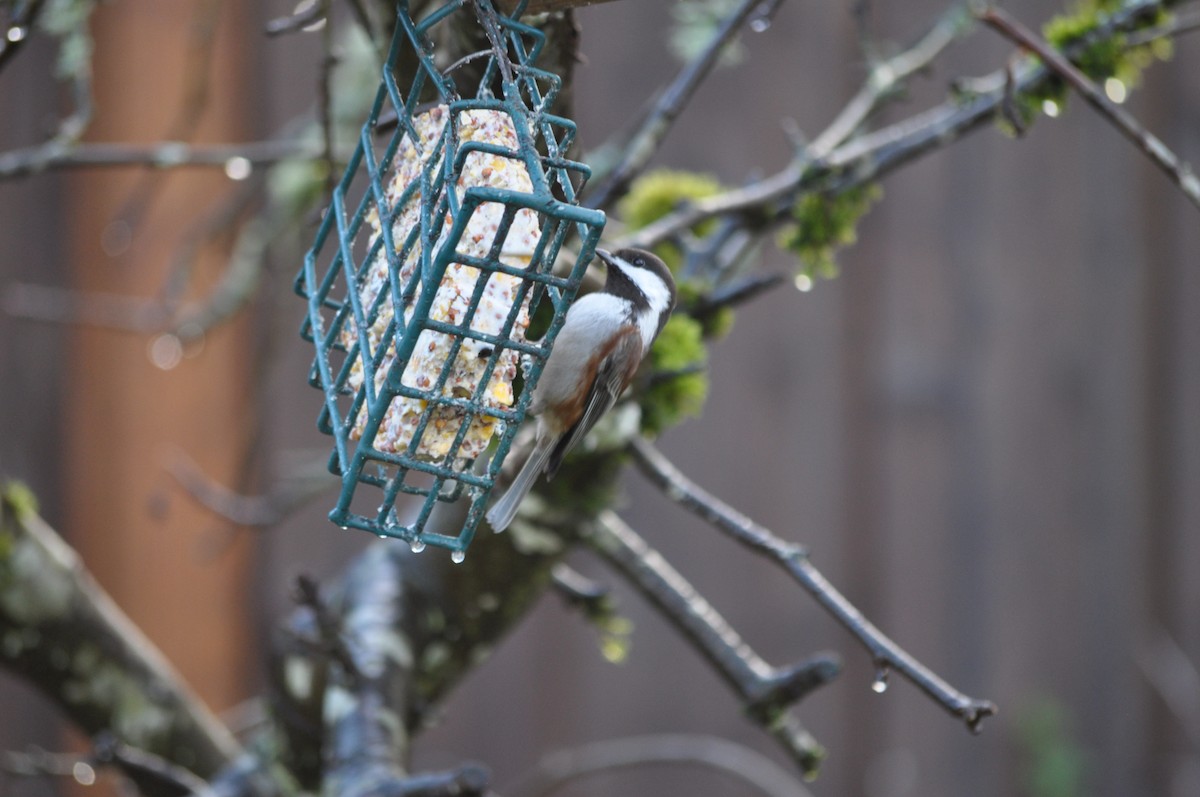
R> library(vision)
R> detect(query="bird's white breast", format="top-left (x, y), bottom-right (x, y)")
top-left (531, 293), bottom-right (629, 410)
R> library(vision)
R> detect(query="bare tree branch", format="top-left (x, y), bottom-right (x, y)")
top-left (265, 1), bottom-right (327, 37)
top-left (507, 733), bottom-right (815, 797)
top-left (0, 0), bottom-right (47, 75)
top-left (1126, 6), bottom-right (1200, 46)
top-left (317, 0), bottom-right (338, 194)
top-left (622, 0), bottom-right (1182, 251)
top-left (499, 0), bottom-right (622, 14)
top-left (618, 2), bottom-right (971, 251)
top-left (585, 0), bottom-right (771, 210)
top-left (0, 485), bottom-right (247, 785)
top-left (93, 734), bottom-right (218, 797)
top-left (628, 439), bottom-right (997, 732)
top-left (586, 512), bottom-right (837, 776)
top-left (167, 450), bottom-right (335, 528)
top-left (979, 5), bottom-right (1200, 211)
top-left (0, 139), bottom-right (318, 180)
top-left (808, 3), bottom-right (968, 158)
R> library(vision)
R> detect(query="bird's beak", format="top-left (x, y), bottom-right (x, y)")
top-left (594, 248), bottom-right (616, 268)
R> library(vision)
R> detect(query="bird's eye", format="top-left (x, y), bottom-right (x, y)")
top-left (634, 258), bottom-right (644, 267)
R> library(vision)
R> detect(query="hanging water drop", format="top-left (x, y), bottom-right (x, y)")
top-left (749, 17), bottom-right (771, 33)
top-left (871, 665), bottom-right (890, 694)
top-left (410, 539), bottom-right (426, 553)
top-left (1104, 77), bottom-right (1127, 104)
top-left (72, 762), bottom-right (96, 786)
top-left (224, 156), bottom-right (252, 181)
top-left (451, 550), bottom-right (466, 564)
top-left (147, 334), bottom-right (184, 370)
top-left (6, 26), bottom-right (27, 43)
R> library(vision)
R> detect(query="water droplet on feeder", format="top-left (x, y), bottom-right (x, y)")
top-left (749, 17), bottom-right (771, 33)
top-left (451, 550), bottom-right (466, 564)
top-left (147, 334), bottom-right (184, 370)
top-left (378, 534), bottom-right (387, 539)
top-left (871, 665), bottom-right (890, 694)
top-left (410, 539), bottom-right (426, 553)
top-left (1041, 99), bottom-right (1061, 118)
top-left (794, 273), bottom-right (814, 292)
top-left (6, 26), bottom-right (27, 43)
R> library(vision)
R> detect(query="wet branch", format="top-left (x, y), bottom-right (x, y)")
top-left (623, 0), bottom-right (1183, 251)
top-left (0, 486), bottom-right (247, 788)
top-left (586, 512), bottom-right (838, 776)
top-left (628, 439), bottom-right (997, 732)
top-left (166, 450), bottom-right (335, 528)
top-left (585, 0), bottom-right (771, 210)
top-left (0, 138), bottom-right (318, 180)
top-left (979, 5), bottom-right (1200, 211)
top-left (0, 0), bottom-right (46, 75)
top-left (507, 733), bottom-right (814, 797)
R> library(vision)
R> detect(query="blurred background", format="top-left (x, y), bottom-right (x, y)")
top-left (1, 1), bottom-right (1198, 796)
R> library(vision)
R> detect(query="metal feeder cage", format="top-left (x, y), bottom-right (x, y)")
top-left (296, 0), bottom-right (605, 555)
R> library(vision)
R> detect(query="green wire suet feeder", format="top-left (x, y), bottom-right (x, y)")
top-left (296, 0), bottom-right (605, 556)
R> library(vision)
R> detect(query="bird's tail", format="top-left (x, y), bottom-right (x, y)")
top-left (486, 436), bottom-right (556, 533)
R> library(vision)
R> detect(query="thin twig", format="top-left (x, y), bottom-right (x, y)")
top-left (628, 439), bottom-right (998, 732)
top-left (293, 575), bottom-right (365, 689)
top-left (265, 0), bottom-right (326, 37)
top-left (93, 734), bottom-right (217, 797)
top-left (318, 0), bottom-right (338, 194)
top-left (2, 747), bottom-right (89, 780)
top-left (0, 0), bottom-right (47, 75)
top-left (4, 200), bottom-right (276, 343)
top-left (0, 488), bottom-right (245, 779)
top-left (167, 449), bottom-right (336, 528)
top-left (507, 733), bottom-right (814, 797)
top-left (622, 0), bottom-right (1176, 250)
top-left (157, 178), bottom-right (262, 317)
top-left (2, 282), bottom-right (169, 331)
top-left (750, 0), bottom-right (787, 32)
top-left (979, 5), bottom-right (1200, 211)
top-left (551, 562), bottom-right (610, 606)
top-left (1126, 6), bottom-right (1200, 47)
top-left (618, 2), bottom-right (967, 250)
top-left (810, 3), bottom-right (968, 158)
top-left (0, 138), bottom-right (319, 180)
top-left (689, 272), bottom-right (787, 319)
top-left (496, 0), bottom-right (622, 13)
top-left (587, 512), bottom-right (837, 776)
top-left (474, 0), bottom-right (516, 86)
top-left (585, 0), bottom-right (770, 210)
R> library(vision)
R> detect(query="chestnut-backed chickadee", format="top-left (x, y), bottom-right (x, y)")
top-left (486, 247), bottom-right (676, 532)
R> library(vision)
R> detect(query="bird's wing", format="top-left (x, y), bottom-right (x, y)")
top-left (545, 325), bottom-right (642, 477)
